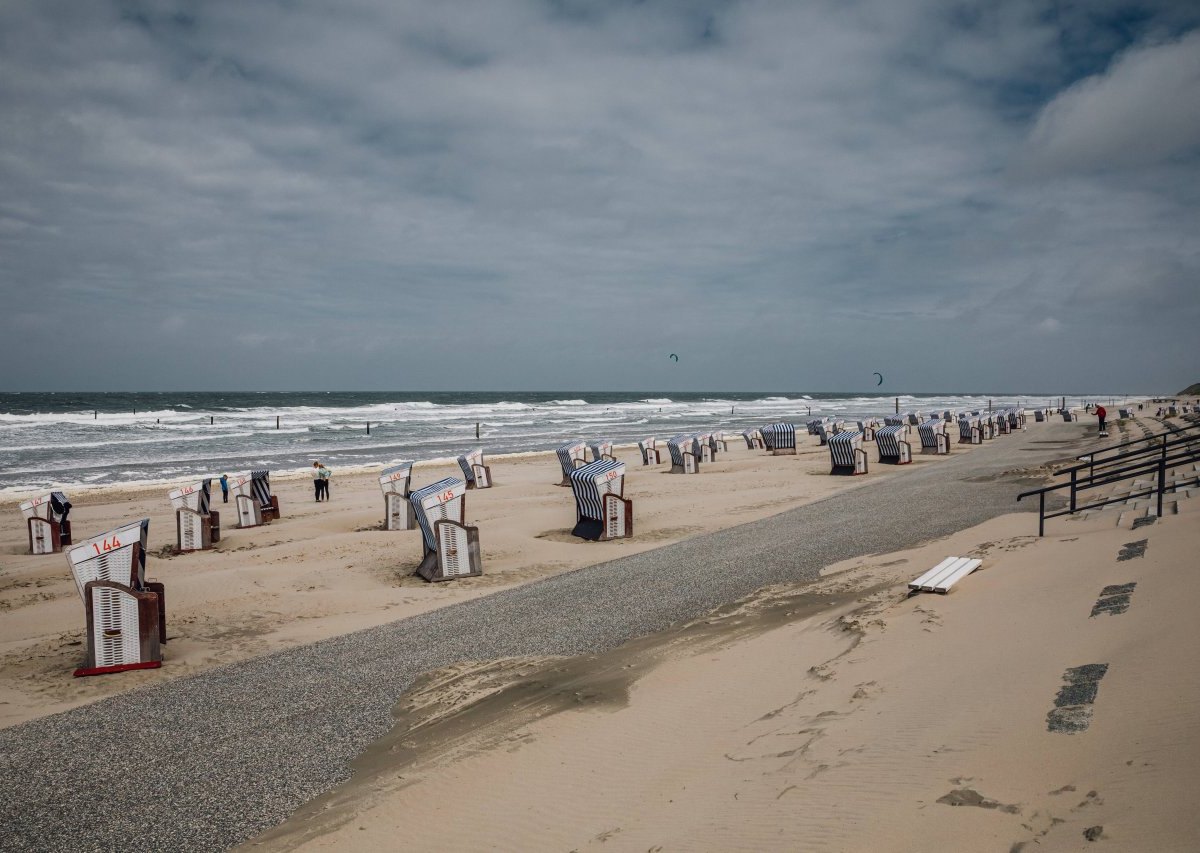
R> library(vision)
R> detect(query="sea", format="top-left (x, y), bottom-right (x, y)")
top-left (0, 391), bottom-right (1099, 497)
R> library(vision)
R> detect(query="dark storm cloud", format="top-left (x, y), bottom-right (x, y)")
top-left (1, 0), bottom-right (1198, 392)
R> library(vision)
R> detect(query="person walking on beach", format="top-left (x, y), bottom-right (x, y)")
top-left (318, 462), bottom-right (332, 501)
top-left (1096, 404), bottom-right (1107, 435)
top-left (219, 474), bottom-right (229, 504)
top-left (312, 462), bottom-right (323, 502)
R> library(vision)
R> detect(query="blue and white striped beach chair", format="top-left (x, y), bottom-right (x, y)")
top-left (917, 419), bottom-right (950, 455)
top-left (667, 434), bottom-right (701, 474)
top-left (1033, 409), bottom-right (1045, 422)
top-left (829, 431), bottom-right (868, 475)
top-left (568, 459), bottom-right (632, 541)
top-left (814, 422), bottom-right (833, 446)
top-left (857, 419), bottom-right (878, 441)
top-left (379, 461), bottom-right (415, 530)
top-left (556, 441), bottom-right (587, 486)
top-left (1008, 409), bottom-right (1024, 430)
top-left (958, 417), bottom-right (982, 444)
top-left (806, 419), bottom-right (824, 436)
top-left (227, 470), bottom-right (278, 528)
top-left (638, 437), bottom-right (661, 465)
top-left (457, 448), bottom-right (493, 489)
top-left (693, 433), bottom-right (716, 462)
top-left (409, 477), bottom-right (482, 582)
top-left (20, 491), bottom-right (73, 555)
top-left (168, 479), bottom-right (219, 552)
top-left (884, 415), bottom-right (906, 427)
top-left (742, 429), bottom-right (764, 450)
top-left (588, 440), bottom-right (615, 463)
top-left (761, 423), bottom-right (797, 455)
top-left (994, 411), bottom-right (1010, 436)
top-left (65, 518), bottom-right (165, 677)
top-left (1061, 410), bottom-right (1075, 422)
top-left (876, 424), bottom-right (912, 464)
top-left (907, 412), bottom-right (922, 426)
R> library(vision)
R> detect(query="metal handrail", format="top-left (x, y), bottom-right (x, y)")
top-left (1076, 420), bottom-right (1200, 464)
top-left (1018, 424), bottom-right (1200, 536)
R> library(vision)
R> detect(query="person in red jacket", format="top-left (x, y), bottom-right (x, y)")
top-left (1096, 404), bottom-right (1107, 434)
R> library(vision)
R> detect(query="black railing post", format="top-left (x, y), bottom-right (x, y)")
top-left (1158, 438), bottom-right (1167, 517)
top-left (1039, 492), bottom-right (1045, 537)
top-left (1070, 469), bottom-right (1077, 513)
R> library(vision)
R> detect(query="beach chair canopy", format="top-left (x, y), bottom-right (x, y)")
top-left (379, 461), bottom-right (415, 494)
top-left (569, 459), bottom-right (625, 522)
top-left (409, 477), bottom-right (467, 552)
top-left (666, 434), bottom-right (698, 467)
top-left (66, 519), bottom-right (150, 600)
top-left (168, 479), bottom-right (211, 514)
top-left (588, 440), bottom-right (613, 461)
top-left (20, 492), bottom-right (72, 522)
top-left (557, 441), bottom-right (586, 476)
top-left (250, 470), bottom-right (272, 506)
top-left (457, 448), bottom-right (484, 483)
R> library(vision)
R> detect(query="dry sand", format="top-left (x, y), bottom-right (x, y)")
top-left (246, 492), bottom-right (1200, 852)
top-left (1, 433), bottom-right (954, 727)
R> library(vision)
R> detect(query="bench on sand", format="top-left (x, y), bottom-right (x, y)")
top-left (908, 557), bottom-right (983, 594)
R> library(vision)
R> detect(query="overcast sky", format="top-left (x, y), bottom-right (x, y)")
top-left (2, 0), bottom-right (1198, 393)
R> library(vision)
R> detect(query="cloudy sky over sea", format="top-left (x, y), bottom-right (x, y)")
top-left (2, 1), bottom-right (1197, 393)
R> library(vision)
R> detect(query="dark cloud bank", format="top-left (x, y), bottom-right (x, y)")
top-left (1, 0), bottom-right (1198, 392)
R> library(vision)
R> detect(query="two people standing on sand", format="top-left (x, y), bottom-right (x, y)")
top-left (312, 461), bottom-right (332, 502)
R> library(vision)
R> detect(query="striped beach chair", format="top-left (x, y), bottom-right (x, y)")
top-left (876, 424), bottom-right (912, 464)
top-left (743, 428), bottom-right (764, 450)
top-left (379, 462), bottom-right (416, 530)
top-left (667, 434), bottom-right (701, 474)
top-left (857, 419), bottom-right (878, 441)
top-left (761, 423), bottom-right (797, 455)
top-left (692, 433), bottom-right (716, 462)
top-left (227, 470), bottom-right (279, 528)
top-left (1033, 409), bottom-right (1045, 422)
top-left (814, 422), bottom-right (833, 446)
top-left (569, 459), bottom-right (633, 541)
top-left (556, 441), bottom-right (587, 486)
top-left (829, 431), bottom-right (868, 475)
top-left (994, 411), bottom-right (1011, 435)
top-left (19, 491), bottom-right (72, 555)
top-left (710, 432), bottom-right (731, 452)
top-left (942, 410), bottom-right (954, 421)
top-left (917, 419), bottom-right (950, 455)
top-left (457, 447), bottom-right (493, 489)
top-left (1008, 409), bottom-right (1024, 429)
top-left (588, 440), bottom-right (615, 463)
top-left (168, 479), bottom-right (219, 552)
top-left (907, 412), bottom-right (922, 426)
top-left (65, 519), bottom-right (166, 677)
top-left (884, 415), bottom-right (906, 427)
top-left (409, 477), bottom-right (482, 582)
top-left (806, 419), bottom-right (824, 436)
top-left (1061, 410), bottom-right (1075, 422)
top-left (1118, 408), bottom-right (1132, 419)
top-left (958, 417), bottom-right (982, 445)
top-left (638, 437), bottom-right (661, 465)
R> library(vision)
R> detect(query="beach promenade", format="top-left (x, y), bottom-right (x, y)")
top-left (1, 423), bottom-right (1088, 850)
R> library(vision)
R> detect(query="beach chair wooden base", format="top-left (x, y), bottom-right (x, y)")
top-left (700, 445), bottom-right (715, 463)
top-left (670, 453), bottom-right (700, 474)
top-left (640, 448), bottom-right (661, 465)
top-left (261, 496), bottom-right (281, 523)
top-left (415, 519), bottom-right (483, 582)
top-left (572, 494), bottom-right (633, 541)
top-left (74, 580), bottom-right (165, 677)
top-left (830, 450), bottom-right (868, 475)
top-left (879, 442), bottom-right (913, 465)
top-left (921, 434), bottom-right (951, 455)
top-left (27, 517), bottom-right (70, 555)
top-left (908, 557), bottom-right (982, 594)
top-left (467, 464), bottom-right (493, 489)
top-left (384, 494), bottom-right (416, 531)
top-left (235, 494), bottom-right (262, 528)
top-left (175, 508), bottom-right (216, 552)
top-left (743, 435), bottom-right (764, 450)
top-left (863, 427), bottom-right (875, 441)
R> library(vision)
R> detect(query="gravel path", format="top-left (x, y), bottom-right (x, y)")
top-left (0, 425), bottom-right (1080, 851)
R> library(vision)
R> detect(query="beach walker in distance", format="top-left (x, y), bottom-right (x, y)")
top-left (875, 424), bottom-right (913, 465)
top-left (760, 423), bottom-right (798, 455)
top-left (638, 436), bottom-right (661, 465)
top-left (227, 470), bottom-right (280, 529)
top-left (556, 441), bottom-right (588, 486)
top-left (918, 419), bottom-right (951, 455)
top-left (19, 491), bottom-right (72, 555)
top-left (408, 477), bottom-right (482, 582)
top-left (379, 461), bottom-right (416, 530)
top-left (168, 479), bottom-right (220, 552)
top-left (569, 458), bottom-right (633, 541)
top-left (65, 518), bottom-right (166, 677)
top-left (457, 448), bottom-right (493, 490)
top-left (667, 434), bottom-right (701, 474)
top-left (829, 430), bottom-right (869, 475)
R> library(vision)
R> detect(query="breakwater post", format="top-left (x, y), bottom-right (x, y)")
top-left (366, 421), bottom-right (371, 435)
top-left (210, 416), bottom-right (214, 425)
top-left (475, 422), bottom-right (480, 439)
top-left (894, 397), bottom-right (899, 414)
top-left (275, 416), bottom-right (280, 430)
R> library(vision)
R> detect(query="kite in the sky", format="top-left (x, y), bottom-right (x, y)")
top-left (873, 372), bottom-right (884, 386)
top-left (669, 353), bottom-right (679, 362)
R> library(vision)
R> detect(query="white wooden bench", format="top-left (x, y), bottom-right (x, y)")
top-left (908, 557), bottom-right (982, 594)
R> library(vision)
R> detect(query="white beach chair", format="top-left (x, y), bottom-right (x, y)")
top-left (693, 432), bottom-right (716, 463)
top-left (710, 432), bottom-right (731, 453)
top-left (65, 519), bottom-right (166, 677)
top-left (588, 440), bottom-right (615, 463)
top-left (667, 434), bottom-right (701, 474)
top-left (19, 491), bottom-right (73, 555)
top-left (743, 428), bottom-right (764, 450)
top-left (409, 477), bottom-right (482, 582)
top-left (761, 423), bottom-right (798, 455)
top-left (556, 441), bottom-right (587, 486)
top-left (875, 424), bottom-right (913, 465)
top-left (908, 557), bottom-right (983, 594)
top-left (168, 479), bottom-right (219, 552)
top-left (457, 448), bottom-right (493, 490)
top-left (917, 419), bottom-right (950, 455)
top-left (569, 459), bottom-right (632, 541)
top-left (226, 470), bottom-right (279, 528)
top-left (379, 462), bottom-right (416, 530)
top-left (638, 437), bottom-right (661, 466)
top-left (829, 431), bottom-right (868, 475)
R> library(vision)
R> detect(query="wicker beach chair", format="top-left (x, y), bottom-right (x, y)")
top-left (742, 429), bottom-right (764, 450)
top-left (556, 441), bottom-right (587, 486)
top-left (588, 440), bottom-right (615, 463)
top-left (457, 448), bottom-right (493, 490)
top-left (876, 424), bottom-right (913, 464)
top-left (168, 479), bottom-right (219, 552)
top-left (569, 459), bottom-right (633, 541)
top-left (884, 415), bottom-right (906, 427)
top-left (761, 423), bottom-right (798, 455)
top-left (907, 412), bottom-right (923, 426)
top-left (1034, 409), bottom-right (1045, 422)
top-left (856, 419), bottom-right (878, 441)
top-left (667, 434), bottom-right (701, 474)
top-left (829, 431), bottom-right (868, 475)
top-left (19, 491), bottom-right (72, 555)
top-left (814, 422), bottom-right (833, 446)
top-left (409, 477), bottom-right (482, 582)
top-left (379, 462), bottom-right (416, 530)
top-left (227, 470), bottom-right (279, 528)
top-left (65, 519), bottom-right (166, 677)
top-left (917, 419), bottom-right (950, 455)
top-left (958, 417), bottom-right (982, 445)
top-left (806, 419), bottom-right (824, 436)
top-left (995, 411), bottom-right (1011, 435)
top-left (710, 432), bottom-right (731, 453)
top-left (638, 437), bottom-right (661, 466)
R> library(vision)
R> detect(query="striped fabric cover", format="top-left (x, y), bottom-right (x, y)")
top-left (917, 420), bottom-right (943, 449)
top-left (806, 419), bottom-right (825, 435)
top-left (908, 412), bottom-right (922, 426)
top-left (168, 479), bottom-right (211, 514)
top-left (761, 423), bottom-right (797, 450)
top-left (884, 415), bottom-right (905, 426)
top-left (409, 477), bottom-right (466, 553)
top-left (250, 470), bottom-right (272, 507)
top-left (588, 440), bottom-right (613, 461)
top-left (1007, 410), bottom-right (1021, 428)
top-left (957, 418), bottom-right (976, 440)
top-left (876, 424), bottom-right (907, 458)
top-left (569, 459), bottom-right (625, 523)
top-left (557, 441), bottom-right (586, 478)
top-left (828, 431), bottom-right (863, 467)
top-left (667, 434), bottom-right (698, 467)
top-left (457, 448), bottom-right (484, 483)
